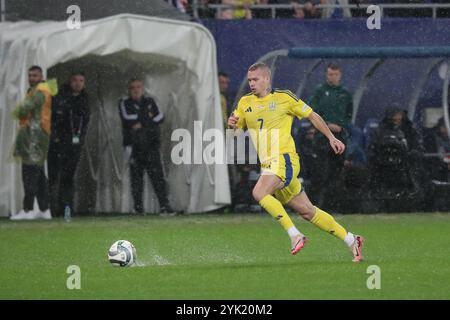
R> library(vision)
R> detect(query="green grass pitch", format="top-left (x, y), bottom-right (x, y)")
top-left (1, 212), bottom-right (449, 299)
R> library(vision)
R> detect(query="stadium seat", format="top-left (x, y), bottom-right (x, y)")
top-left (346, 125), bottom-right (367, 165)
top-left (362, 118), bottom-right (380, 150)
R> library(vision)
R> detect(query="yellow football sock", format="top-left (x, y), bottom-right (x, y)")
top-left (259, 195), bottom-right (294, 231)
top-left (310, 207), bottom-right (347, 241)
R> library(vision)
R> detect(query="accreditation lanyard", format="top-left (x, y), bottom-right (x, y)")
top-left (71, 107), bottom-right (82, 144)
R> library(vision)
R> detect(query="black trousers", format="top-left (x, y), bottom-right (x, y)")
top-left (22, 164), bottom-right (49, 212)
top-left (47, 142), bottom-right (82, 216)
top-left (309, 131), bottom-right (346, 207)
top-left (130, 149), bottom-right (169, 213)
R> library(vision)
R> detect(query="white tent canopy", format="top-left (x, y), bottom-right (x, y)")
top-left (0, 14), bottom-right (230, 216)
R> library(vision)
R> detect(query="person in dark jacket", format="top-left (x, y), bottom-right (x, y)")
top-left (47, 72), bottom-right (90, 217)
top-left (368, 107), bottom-right (427, 195)
top-left (118, 79), bottom-right (174, 215)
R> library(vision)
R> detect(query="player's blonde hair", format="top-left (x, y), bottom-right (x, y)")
top-left (248, 62), bottom-right (272, 78)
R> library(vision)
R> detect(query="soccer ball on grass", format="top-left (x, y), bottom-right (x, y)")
top-left (108, 240), bottom-right (137, 267)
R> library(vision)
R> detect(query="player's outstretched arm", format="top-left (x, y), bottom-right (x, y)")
top-left (308, 111), bottom-right (345, 155)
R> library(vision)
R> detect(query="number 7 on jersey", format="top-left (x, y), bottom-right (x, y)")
top-left (257, 118), bottom-right (264, 130)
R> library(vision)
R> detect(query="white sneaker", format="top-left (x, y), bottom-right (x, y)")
top-left (23, 210), bottom-right (39, 220)
top-left (10, 210), bottom-right (37, 220)
top-left (36, 209), bottom-right (52, 220)
top-left (10, 210), bottom-right (28, 220)
top-left (159, 206), bottom-right (176, 217)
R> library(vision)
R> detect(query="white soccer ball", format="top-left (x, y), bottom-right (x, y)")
top-left (108, 240), bottom-right (137, 267)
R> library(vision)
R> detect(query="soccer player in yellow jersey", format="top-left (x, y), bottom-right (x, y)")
top-left (228, 62), bottom-right (364, 262)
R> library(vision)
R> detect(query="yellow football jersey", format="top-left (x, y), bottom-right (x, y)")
top-left (233, 89), bottom-right (313, 164)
